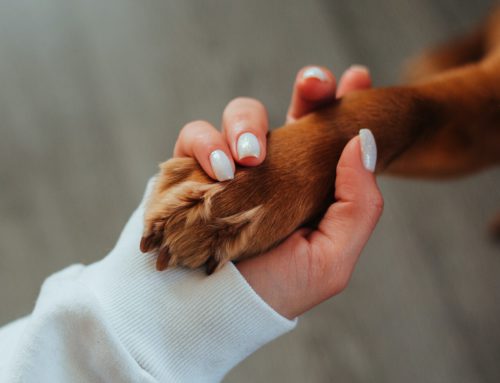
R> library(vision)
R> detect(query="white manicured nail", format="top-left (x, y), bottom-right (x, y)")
top-left (302, 66), bottom-right (328, 82)
top-left (209, 150), bottom-right (234, 181)
top-left (359, 129), bottom-right (377, 172)
top-left (237, 132), bottom-right (260, 159)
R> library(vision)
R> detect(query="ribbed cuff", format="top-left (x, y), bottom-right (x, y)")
top-left (81, 201), bottom-right (296, 382)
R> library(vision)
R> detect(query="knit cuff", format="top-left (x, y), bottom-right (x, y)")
top-left (81, 196), bottom-right (296, 382)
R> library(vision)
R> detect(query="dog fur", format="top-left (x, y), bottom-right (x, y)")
top-left (141, 7), bottom-right (500, 274)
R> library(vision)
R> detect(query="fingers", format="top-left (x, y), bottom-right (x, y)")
top-left (286, 66), bottom-right (337, 123)
top-left (174, 120), bottom-right (234, 181)
top-left (310, 129), bottom-right (383, 290)
top-left (173, 97), bottom-right (269, 181)
top-left (222, 97), bottom-right (268, 166)
top-left (237, 130), bottom-right (382, 319)
top-left (336, 65), bottom-right (372, 98)
top-left (172, 65), bottom-right (372, 182)
top-left (285, 64), bottom-right (372, 123)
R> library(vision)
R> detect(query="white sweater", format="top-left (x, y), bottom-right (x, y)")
top-left (0, 179), bottom-right (296, 382)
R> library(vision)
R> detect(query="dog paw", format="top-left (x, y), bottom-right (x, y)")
top-left (140, 157), bottom-right (266, 274)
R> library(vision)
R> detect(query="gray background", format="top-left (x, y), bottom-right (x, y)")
top-left (0, 0), bottom-right (499, 382)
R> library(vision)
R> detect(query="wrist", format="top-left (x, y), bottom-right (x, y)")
top-left (237, 246), bottom-right (306, 320)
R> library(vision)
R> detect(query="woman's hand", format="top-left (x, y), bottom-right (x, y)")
top-left (173, 65), bottom-right (382, 319)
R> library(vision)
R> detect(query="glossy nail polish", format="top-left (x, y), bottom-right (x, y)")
top-left (302, 66), bottom-right (328, 82)
top-left (359, 129), bottom-right (377, 172)
top-left (209, 150), bottom-right (234, 181)
top-left (237, 132), bottom-right (261, 159)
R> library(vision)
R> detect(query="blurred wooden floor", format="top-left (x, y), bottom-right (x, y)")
top-left (0, 0), bottom-right (499, 382)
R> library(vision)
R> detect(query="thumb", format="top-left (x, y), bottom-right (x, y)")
top-left (312, 129), bottom-right (383, 278)
top-left (237, 130), bottom-right (384, 319)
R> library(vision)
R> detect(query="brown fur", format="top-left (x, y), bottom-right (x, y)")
top-left (141, 8), bottom-right (500, 273)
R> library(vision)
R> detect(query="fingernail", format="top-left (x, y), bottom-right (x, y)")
top-left (349, 64), bottom-right (370, 74)
top-left (359, 129), bottom-right (377, 172)
top-left (209, 150), bottom-right (234, 181)
top-left (237, 132), bottom-right (261, 159)
top-left (302, 66), bottom-right (328, 82)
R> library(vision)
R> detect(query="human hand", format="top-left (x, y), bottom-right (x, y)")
top-left (173, 65), bottom-right (382, 319)
top-left (173, 65), bottom-right (372, 181)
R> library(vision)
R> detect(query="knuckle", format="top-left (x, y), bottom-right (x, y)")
top-left (246, 98), bottom-right (266, 111)
top-left (360, 194), bottom-right (384, 229)
top-left (333, 274), bottom-right (350, 294)
top-left (327, 265), bottom-right (351, 295)
top-left (223, 98), bottom-right (268, 137)
top-left (178, 120), bottom-right (217, 152)
top-left (181, 120), bottom-right (210, 133)
top-left (368, 192), bottom-right (384, 215)
top-left (225, 97), bottom-right (247, 111)
top-left (232, 96), bottom-right (262, 107)
top-left (190, 133), bottom-right (208, 148)
top-left (226, 97), bottom-right (266, 117)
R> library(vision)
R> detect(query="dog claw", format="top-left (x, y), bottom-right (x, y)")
top-left (156, 247), bottom-right (172, 271)
top-left (205, 257), bottom-right (221, 275)
top-left (140, 234), bottom-right (155, 253)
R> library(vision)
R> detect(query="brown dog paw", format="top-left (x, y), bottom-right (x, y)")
top-left (140, 157), bottom-right (267, 274)
top-left (139, 114), bottom-right (345, 274)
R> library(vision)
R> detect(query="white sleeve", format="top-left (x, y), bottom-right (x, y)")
top-left (0, 179), bottom-right (296, 383)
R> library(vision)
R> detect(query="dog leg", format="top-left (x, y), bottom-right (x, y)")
top-left (142, 61), bottom-right (499, 272)
top-left (142, 7), bottom-right (500, 271)
top-left (404, 27), bottom-right (485, 83)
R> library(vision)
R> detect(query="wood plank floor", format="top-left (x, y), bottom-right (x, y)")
top-left (0, 0), bottom-right (499, 381)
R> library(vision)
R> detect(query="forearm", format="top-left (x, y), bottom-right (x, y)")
top-left (0, 182), bottom-right (296, 383)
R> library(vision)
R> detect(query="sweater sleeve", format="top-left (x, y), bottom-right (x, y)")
top-left (0, 179), bottom-right (296, 383)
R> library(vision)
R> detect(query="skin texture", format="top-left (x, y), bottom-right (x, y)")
top-left (237, 136), bottom-right (382, 318)
top-left (145, 65), bottom-right (379, 318)
top-left (141, 8), bottom-right (500, 318)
